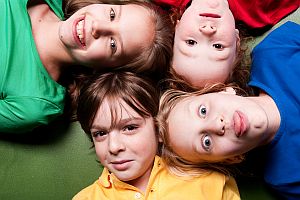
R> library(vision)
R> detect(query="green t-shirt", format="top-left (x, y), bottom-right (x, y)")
top-left (0, 0), bottom-right (66, 133)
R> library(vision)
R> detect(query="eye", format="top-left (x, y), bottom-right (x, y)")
top-left (123, 125), bottom-right (138, 132)
top-left (198, 105), bottom-right (207, 118)
top-left (92, 130), bottom-right (107, 138)
top-left (213, 44), bottom-right (224, 50)
top-left (110, 38), bottom-right (117, 54)
top-left (110, 8), bottom-right (115, 21)
top-left (202, 135), bottom-right (212, 151)
top-left (185, 39), bottom-right (197, 46)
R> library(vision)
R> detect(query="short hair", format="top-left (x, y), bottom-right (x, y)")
top-left (77, 71), bottom-right (160, 140)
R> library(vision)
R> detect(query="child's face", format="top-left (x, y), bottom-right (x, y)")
top-left (172, 0), bottom-right (239, 88)
top-left (165, 91), bottom-right (268, 163)
top-left (90, 98), bottom-right (157, 185)
top-left (59, 4), bottom-right (154, 69)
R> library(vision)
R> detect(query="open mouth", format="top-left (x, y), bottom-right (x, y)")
top-left (75, 19), bottom-right (86, 47)
top-left (199, 13), bottom-right (221, 18)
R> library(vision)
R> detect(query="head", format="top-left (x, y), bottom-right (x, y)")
top-left (157, 84), bottom-right (268, 175)
top-left (172, 0), bottom-right (241, 88)
top-left (62, 0), bottom-right (174, 79)
top-left (77, 71), bottom-right (160, 188)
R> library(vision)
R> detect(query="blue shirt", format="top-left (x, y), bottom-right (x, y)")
top-left (249, 21), bottom-right (300, 199)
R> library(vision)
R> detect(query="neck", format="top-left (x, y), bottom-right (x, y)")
top-left (253, 92), bottom-right (281, 145)
top-left (126, 163), bottom-right (153, 193)
top-left (28, 2), bottom-right (73, 81)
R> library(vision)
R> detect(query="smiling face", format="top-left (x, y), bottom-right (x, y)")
top-left (59, 4), bottom-right (154, 69)
top-left (172, 0), bottom-right (239, 88)
top-left (90, 98), bottom-right (157, 187)
top-left (166, 91), bottom-right (268, 163)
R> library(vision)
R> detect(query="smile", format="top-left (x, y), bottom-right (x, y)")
top-left (74, 17), bottom-right (86, 47)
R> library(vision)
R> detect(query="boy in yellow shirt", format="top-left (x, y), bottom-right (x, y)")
top-left (73, 71), bottom-right (240, 200)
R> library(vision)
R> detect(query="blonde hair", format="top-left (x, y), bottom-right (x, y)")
top-left (156, 84), bottom-right (246, 176)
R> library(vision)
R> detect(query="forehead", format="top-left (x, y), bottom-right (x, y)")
top-left (120, 4), bottom-right (154, 57)
top-left (95, 98), bottom-right (140, 124)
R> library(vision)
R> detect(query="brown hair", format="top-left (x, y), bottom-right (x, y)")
top-left (77, 71), bottom-right (160, 140)
top-left (64, 0), bottom-right (175, 81)
top-left (156, 84), bottom-right (246, 176)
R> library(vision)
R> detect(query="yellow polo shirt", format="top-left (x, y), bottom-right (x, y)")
top-left (73, 156), bottom-right (240, 200)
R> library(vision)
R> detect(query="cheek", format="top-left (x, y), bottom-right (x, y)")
top-left (87, 44), bottom-right (107, 61)
top-left (94, 144), bottom-right (107, 162)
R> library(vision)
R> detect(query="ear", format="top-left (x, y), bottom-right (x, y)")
top-left (218, 87), bottom-right (236, 95)
top-left (235, 29), bottom-right (240, 48)
top-left (175, 20), bottom-right (180, 28)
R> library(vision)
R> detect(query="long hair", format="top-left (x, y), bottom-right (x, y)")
top-left (156, 84), bottom-right (247, 177)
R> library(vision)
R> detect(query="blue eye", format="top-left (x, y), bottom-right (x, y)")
top-left (202, 135), bottom-right (212, 151)
top-left (198, 105), bottom-right (207, 118)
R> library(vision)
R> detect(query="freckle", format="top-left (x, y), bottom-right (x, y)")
top-left (39, 19), bottom-right (42, 22)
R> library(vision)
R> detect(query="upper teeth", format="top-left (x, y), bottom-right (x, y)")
top-left (76, 20), bottom-right (84, 44)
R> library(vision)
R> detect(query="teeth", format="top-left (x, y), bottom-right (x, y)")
top-left (76, 20), bottom-right (85, 45)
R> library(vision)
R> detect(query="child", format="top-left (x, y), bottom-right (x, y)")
top-left (153, 0), bottom-right (299, 89)
top-left (0, 0), bottom-right (174, 133)
top-left (73, 71), bottom-right (240, 199)
top-left (157, 21), bottom-right (300, 199)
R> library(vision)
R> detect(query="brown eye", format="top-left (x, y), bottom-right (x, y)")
top-left (110, 8), bottom-right (115, 21)
top-left (213, 44), bottom-right (224, 49)
top-left (186, 39), bottom-right (197, 46)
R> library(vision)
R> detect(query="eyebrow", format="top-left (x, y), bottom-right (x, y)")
top-left (91, 117), bottom-right (144, 130)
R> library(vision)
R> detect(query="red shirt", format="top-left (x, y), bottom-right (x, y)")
top-left (153, 0), bottom-right (300, 29)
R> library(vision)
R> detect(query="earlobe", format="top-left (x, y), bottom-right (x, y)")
top-left (175, 20), bottom-right (180, 28)
top-left (219, 87), bottom-right (236, 95)
top-left (235, 29), bottom-right (240, 48)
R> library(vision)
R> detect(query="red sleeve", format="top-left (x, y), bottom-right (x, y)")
top-left (229, 0), bottom-right (300, 29)
top-left (152, 0), bottom-right (190, 10)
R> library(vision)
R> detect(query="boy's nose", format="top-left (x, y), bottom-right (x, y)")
top-left (92, 20), bottom-right (114, 39)
top-left (108, 132), bottom-right (125, 155)
top-left (199, 23), bottom-right (216, 35)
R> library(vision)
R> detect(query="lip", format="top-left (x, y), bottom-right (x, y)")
top-left (233, 111), bottom-right (248, 137)
top-left (110, 160), bottom-right (133, 171)
top-left (73, 15), bottom-right (86, 48)
top-left (199, 13), bottom-right (221, 18)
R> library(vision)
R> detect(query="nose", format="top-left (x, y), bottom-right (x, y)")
top-left (204, 116), bottom-right (225, 136)
top-left (206, 0), bottom-right (220, 8)
top-left (92, 20), bottom-right (114, 39)
top-left (108, 131), bottom-right (125, 155)
top-left (199, 23), bottom-right (216, 35)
